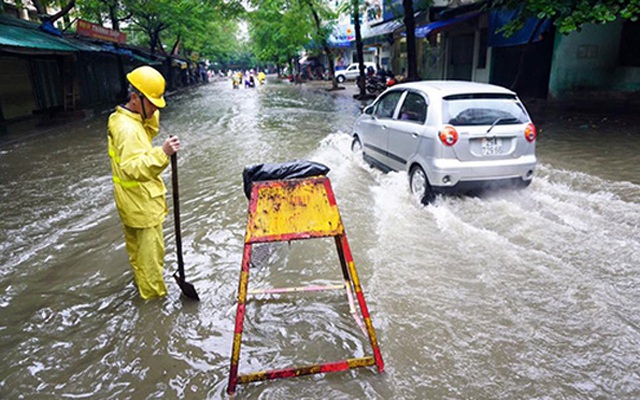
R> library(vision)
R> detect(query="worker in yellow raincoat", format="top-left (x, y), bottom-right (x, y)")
top-left (107, 66), bottom-right (180, 299)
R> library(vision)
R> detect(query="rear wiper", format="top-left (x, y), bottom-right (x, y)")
top-left (486, 117), bottom-right (518, 133)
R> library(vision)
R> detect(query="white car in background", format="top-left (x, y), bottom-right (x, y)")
top-left (351, 80), bottom-right (537, 204)
top-left (335, 62), bottom-right (377, 83)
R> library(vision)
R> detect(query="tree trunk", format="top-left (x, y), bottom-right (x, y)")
top-left (402, 0), bottom-right (419, 81)
top-left (109, 2), bottom-right (119, 31)
top-left (150, 29), bottom-right (161, 54)
top-left (324, 44), bottom-right (338, 88)
top-left (307, 0), bottom-right (338, 88)
top-left (171, 36), bottom-right (181, 55)
top-left (32, 0), bottom-right (47, 16)
top-left (353, 0), bottom-right (366, 97)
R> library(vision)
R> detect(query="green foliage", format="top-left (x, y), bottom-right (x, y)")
top-left (246, 0), bottom-right (313, 64)
top-left (76, 0), bottom-right (125, 26)
top-left (246, 0), bottom-right (340, 66)
top-left (489, 0), bottom-right (640, 34)
top-left (75, 0), bottom-right (244, 62)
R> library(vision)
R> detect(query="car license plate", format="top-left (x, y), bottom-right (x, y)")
top-left (481, 137), bottom-right (502, 156)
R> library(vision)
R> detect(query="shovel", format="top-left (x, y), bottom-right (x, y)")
top-left (170, 151), bottom-right (200, 301)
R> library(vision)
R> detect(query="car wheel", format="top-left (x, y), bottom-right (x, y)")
top-left (409, 165), bottom-right (435, 204)
top-left (519, 179), bottom-right (532, 189)
top-left (337, 75), bottom-right (345, 83)
top-left (351, 137), bottom-right (363, 153)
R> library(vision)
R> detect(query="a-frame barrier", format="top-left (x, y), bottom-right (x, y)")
top-left (227, 175), bottom-right (384, 394)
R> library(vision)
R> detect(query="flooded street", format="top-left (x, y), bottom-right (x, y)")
top-left (1, 78), bottom-right (639, 399)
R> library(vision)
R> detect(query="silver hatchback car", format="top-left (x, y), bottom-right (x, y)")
top-left (351, 80), bottom-right (537, 203)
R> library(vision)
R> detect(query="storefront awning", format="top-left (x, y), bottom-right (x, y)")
top-left (100, 44), bottom-right (163, 65)
top-left (361, 18), bottom-right (404, 40)
top-left (0, 16), bottom-right (104, 54)
top-left (0, 19), bottom-right (78, 53)
top-left (488, 10), bottom-right (551, 47)
top-left (132, 53), bottom-right (162, 65)
top-left (329, 38), bottom-right (351, 48)
top-left (0, 16), bottom-right (85, 53)
top-left (414, 12), bottom-right (482, 38)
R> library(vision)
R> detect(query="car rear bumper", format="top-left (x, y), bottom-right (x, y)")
top-left (425, 155), bottom-right (537, 191)
top-left (434, 177), bottom-right (532, 194)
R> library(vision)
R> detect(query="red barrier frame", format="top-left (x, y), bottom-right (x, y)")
top-left (227, 177), bottom-right (384, 394)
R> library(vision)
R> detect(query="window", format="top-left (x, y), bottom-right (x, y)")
top-left (398, 92), bottom-right (427, 123)
top-left (373, 91), bottom-right (403, 119)
top-left (442, 95), bottom-right (528, 126)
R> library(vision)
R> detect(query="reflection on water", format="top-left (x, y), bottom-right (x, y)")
top-left (0, 79), bottom-right (639, 399)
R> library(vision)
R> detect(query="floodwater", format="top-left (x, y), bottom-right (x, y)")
top-left (0, 78), bottom-right (639, 399)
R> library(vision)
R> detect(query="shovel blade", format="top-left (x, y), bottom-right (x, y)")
top-left (173, 272), bottom-right (200, 301)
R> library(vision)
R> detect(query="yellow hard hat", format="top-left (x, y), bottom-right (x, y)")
top-left (126, 66), bottom-right (166, 108)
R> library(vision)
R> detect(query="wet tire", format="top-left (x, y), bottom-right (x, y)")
top-left (410, 165), bottom-right (435, 205)
top-left (337, 75), bottom-right (345, 83)
top-left (351, 137), bottom-right (363, 153)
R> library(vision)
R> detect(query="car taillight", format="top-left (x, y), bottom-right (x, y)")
top-left (439, 125), bottom-right (458, 146)
top-left (525, 123), bottom-right (537, 142)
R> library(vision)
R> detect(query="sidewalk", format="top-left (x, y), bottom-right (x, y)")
top-left (523, 96), bottom-right (640, 131)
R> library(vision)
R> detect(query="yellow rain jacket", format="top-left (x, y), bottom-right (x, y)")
top-left (107, 106), bottom-right (169, 228)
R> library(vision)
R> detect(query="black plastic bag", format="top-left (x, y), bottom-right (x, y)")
top-left (242, 160), bottom-right (330, 199)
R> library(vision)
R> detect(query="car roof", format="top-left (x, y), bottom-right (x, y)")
top-left (389, 80), bottom-right (516, 98)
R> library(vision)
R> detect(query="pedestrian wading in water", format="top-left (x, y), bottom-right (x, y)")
top-left (107, 65), bottom-right (180, 299)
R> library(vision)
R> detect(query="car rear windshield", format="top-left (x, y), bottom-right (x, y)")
top-left (442, 93), bottom-right (529, 126)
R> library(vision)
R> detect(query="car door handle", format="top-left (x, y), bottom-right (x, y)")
top-left (411, 132), bottom-right (419, 138)
top-left (381, 125), bottom-right (387, 130)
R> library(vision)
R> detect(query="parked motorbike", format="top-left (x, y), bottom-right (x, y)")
top-left (365, 75), bottom-right (387, 94)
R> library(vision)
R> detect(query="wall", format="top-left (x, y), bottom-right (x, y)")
top-left (611, 67), bottom-right (640, 91)
top-left (548, 22), bottom-right (623, 97)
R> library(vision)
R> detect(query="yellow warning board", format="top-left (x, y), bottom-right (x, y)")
top-left (245, 176), bottom-right (344, 243)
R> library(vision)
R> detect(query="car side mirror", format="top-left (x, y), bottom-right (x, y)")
top-left (364, 105), bottom-right (374, 115)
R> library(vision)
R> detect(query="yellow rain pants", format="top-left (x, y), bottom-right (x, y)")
top-left (123, 224), bottom-right (167, 299)
top-left (108, 106), bottom-right (170, 299)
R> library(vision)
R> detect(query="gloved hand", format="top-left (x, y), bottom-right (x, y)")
top-left (163, 136), bottom-right (180, 156)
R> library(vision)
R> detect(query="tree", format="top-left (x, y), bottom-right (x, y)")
top-left (76, 0), bottom-right (132, 31)
top-left (126, 0), bottom-right (175, 53)
top-left (402, 0), bottom-right (419, 81)
top-left (488, 0), bottom-right (640, 34)
top-left (302, 0), bottom-right (341, 89)
top-left (248, 0), bottom-right (343, 88)
top-left (336, 0), bottom-right (368, 98)
top-left (353, 0), bottom-right (367, 97)
top-left (16, 0), bottom-right (76, 24)
top-left (247, 0), bottom-right (311, 73)
top-left (76, 0), bottom-right (243, 62)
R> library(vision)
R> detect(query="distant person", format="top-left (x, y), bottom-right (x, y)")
top-left (232, 72), bottom-right (240, 89)
top-left (245, 75), bottom-right (255, 88)
top-left (366, 66), bottom-right (375, 77)
top-left (107, 66), bottom-right (180, 300)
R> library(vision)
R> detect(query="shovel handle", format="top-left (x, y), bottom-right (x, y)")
top-left (170, 151), bottom-right (185, 281)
